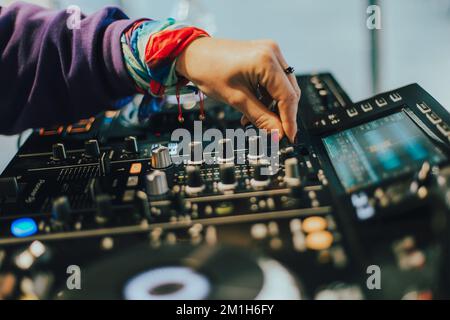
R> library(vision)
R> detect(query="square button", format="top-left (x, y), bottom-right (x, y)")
top-left (347, 108), bottom-right (359, 118)
top-left (389, 93), bottom-right (402, 102)
top-left (375, 98), bottom-right (388, 107)
top-left (129, 163), bottom-right (142, 175)
top-left (361, 102), bottom-right (373, 113)
top-left (417, 102), bottom-right (431, 114)
top-left (437, 123), bottom-right (450, 137)
top-left (126, 176), bottom-right (139, 187)
top-left (426, 112), bottom-right (442, 125)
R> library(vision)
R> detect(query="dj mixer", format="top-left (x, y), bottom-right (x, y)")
top-left (0, 73), bottom-right (449, 300)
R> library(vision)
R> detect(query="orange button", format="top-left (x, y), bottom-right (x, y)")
top-left (302, 216), bottom-right (328, 233)
top-left (305, 231), bottom-right (334, 251)
top-left (130, 163), bottom-right (142, 175)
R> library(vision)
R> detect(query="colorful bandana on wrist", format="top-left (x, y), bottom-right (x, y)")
top-left (121, 18), bottom-right (209, 97)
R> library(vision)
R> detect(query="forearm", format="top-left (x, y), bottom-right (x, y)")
top-left (0, 2), bottom-right (135, 135)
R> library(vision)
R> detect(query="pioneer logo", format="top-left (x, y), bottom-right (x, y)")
top-left (25, 179), bottom-right (45, 204)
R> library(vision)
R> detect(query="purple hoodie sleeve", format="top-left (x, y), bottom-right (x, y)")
top-left (0, 2), bottom-right (137, 135)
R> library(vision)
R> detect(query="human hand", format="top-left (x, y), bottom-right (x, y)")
top-left (176, 38), bottom-right (301, 142)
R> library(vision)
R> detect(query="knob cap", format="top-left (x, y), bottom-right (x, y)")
top-left (253, 162), bottom-right (270, 182)
top-left (218, 163), bottom-right (236, 191)
top-left (146, 170), bottom-right (169, 196)
top-left (218, 138), bottom-right (234, 163)
top-left (251, 162), bottom-right (272, 188)
top-left (318, 89), bottom-right (329, 106)
top-left (85, 139), bottom-right (100, 158)
top-left (52, 143), bottom-right (67, 161)
top-left (95, 194), bottom-right (113, 224)
top-left (124, 136), bottom-right (139, 154)
top-left (51, 196), bottom-right (71, 223)
top-left (220, 163), bottom-right (236, 186)
top-left (134, 190), bottom-right (151, 219)
top-left (186, 165), bottom-right (204, 188)
top-left (248, 136), bottom-right (264, 162)
top-left (151, 146), bottom-right (172, 169)
top-left (171, 192), bottom-right (186, 215)
top-left (284, 157), bottom-right (301, 187)
top-left (188, 141), bottom-right (203, 165)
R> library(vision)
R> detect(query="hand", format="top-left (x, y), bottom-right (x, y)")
top-left (176, 38), bottom-right (301, 142)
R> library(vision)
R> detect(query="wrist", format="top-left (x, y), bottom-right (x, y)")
top-left (176, 36), bottom-right (211, 80)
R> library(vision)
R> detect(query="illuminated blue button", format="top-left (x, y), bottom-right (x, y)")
top-left (11, 218), bottom-right (38, 238)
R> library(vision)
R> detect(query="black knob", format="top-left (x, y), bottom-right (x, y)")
top-left (318, 89), bottom-right (329, 106)
top-left (51, 196), bottom-right (71, 223)
top-left (88, 177), bottom-right (108, 201)
top-left (220, 163), bottom-right (236, 185)
top-left (85, 139), bottom-right (100, 158)
top-left (218, 138), bottom-right (234, 163)
top-left (95, 194), bottom-right (113, 224)
top-left (124, 136), bottom-right (139, 154)
top-left (134, 191), bottom-right (151, 219)
top-left (284, 157), bottom-right (301, 187)
top-left (0, 177), bottom-right (19, 200)
top-left (189, 141), bottom-right (203, 165)
top-left (170, 192), bottom-right (186, 215)
top-left (52, 143), bottom-right (67, 161)
top-left (186, 165), bottom-right (204, 188)
top-left (253, 162), bottom-right (270, 182)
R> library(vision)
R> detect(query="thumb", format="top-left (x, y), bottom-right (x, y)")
top-left (233, 88), bottom-right (285, 139)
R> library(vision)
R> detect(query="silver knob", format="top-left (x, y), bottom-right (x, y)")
top-left (284, 157), bottom-right (301, 187)
top-left (151, 146), bottom-right (172, 169)
top-left (146, 170), bottom-right (169, 196)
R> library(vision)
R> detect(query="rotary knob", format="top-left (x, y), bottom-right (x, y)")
top-left (51, 196), bottom-right (72, 224)
top-left (218, 138), bottom-right (234, 163)
top-left (185, 165), bottom-right (205, 194)
top-left (284, 157), bottom-right (301, 187)
top-left (146, 170), bottom-right (169, 196)
top-left (134, 190), bottom-right (151, 219)
top-left (188, 141), bottom-right (203, 165)
top-left (251, 162), bottom-right (271, 187)
top-left (218, 163), bottom-right (237, 191)
top-left (151, 146), bottom-right (173, 169)
top-left (95, 194), bottom-right (113, 225)
top-left (85, 139), bottom-right (100, 158)
top-left (124, 136), bottom-right (139, 154)
top-left (52, 143), bottom-right (67, 161)
top-left (318, 89), bottom-right (330, 108)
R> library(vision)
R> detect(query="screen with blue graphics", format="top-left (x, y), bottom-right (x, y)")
top-left (323, 111), bottom-right (447, 192)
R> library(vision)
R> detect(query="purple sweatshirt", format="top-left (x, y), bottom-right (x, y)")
top-left (0, 1), bottom-right (137, 135)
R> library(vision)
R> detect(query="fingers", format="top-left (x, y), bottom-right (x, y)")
top-left (273, 50), bottom-right (301, 100)
top-left (257, 52), bottom-right (299, 142)
top-left (231, 87), bottom-right (284, 139)
top-left (241, 115), bottom-right (250, 126)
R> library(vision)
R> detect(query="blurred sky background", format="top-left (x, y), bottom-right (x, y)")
top-left (1, 0), bottom-right (450, 171)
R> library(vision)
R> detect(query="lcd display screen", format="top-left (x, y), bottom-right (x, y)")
top-left (323, 111), bottom-right (447, 192)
